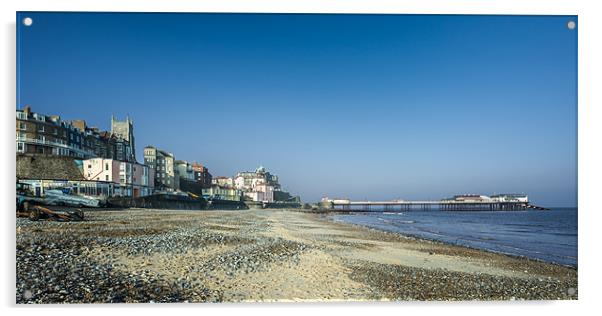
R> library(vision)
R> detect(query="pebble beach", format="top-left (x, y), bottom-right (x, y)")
top-left (16, 209), bottom-right (578, 303)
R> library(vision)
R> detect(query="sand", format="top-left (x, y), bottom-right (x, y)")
top-left (16, 209), bottom-right (578, 303)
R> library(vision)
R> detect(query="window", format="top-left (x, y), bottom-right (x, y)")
top-left (106, 175), bottom-right (109, 181)
top-left (17, 142), bottom-right (25, 153)
top-left (17, 112), bottom-right (27, 120)
top-left (18, 122), bottom-right (26, 130)
top-left (105, 163), bottom-right (109, 171)
top-left (88, 164), bottom-right (91, 168)
top-left (38, 125), bottom-right (45, 132)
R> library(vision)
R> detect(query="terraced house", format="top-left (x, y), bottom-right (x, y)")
top-left (143, 146), bottom-right (178, 192)
top-left (82, 158), bottom-right (154, 197)
top-left (16, 106), bottom-right (135, 162)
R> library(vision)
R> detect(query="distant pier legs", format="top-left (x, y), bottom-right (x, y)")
top-left (324, 199), bottom-right (535, 212)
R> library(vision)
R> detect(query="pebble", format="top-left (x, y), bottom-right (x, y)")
top-left (16, 211), bottom-right (577, 303)
top-left (16, 212), bottom-right (309, 304)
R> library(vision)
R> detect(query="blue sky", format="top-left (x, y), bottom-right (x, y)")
top-left (17, 13), bottom-right (577, 206)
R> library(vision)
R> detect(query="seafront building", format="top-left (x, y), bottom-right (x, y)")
top-left (243, 182), bottom-right (274, 203)
top-left (232, 166), bottom-right (277, 202)
top-left (201, 185), bottom-right (243, 201)
top-left (16, 106), bottom-right (135, 162)
top-left (82, 158), bottom-right (154, 197)
top-left (143, 146), bottom-right (178, 192)
top-left (205, 170), bottom-right (277, 203)
top-left (16, 108), bottom-right (299, 204)
top-left (192, 163), bottom-right (212, 188)
top-left (160, 159), bottom-right (214, 197)
top-left (175, 160), bottom-right (194, 181)
top-left (15, 107), bottom-right (147, 199)
top-left (16, 154), bottom-right (153, 198)
top-left (212, 176), bottom-right (234, 188)
top-left (234, 166), bottom-right (281, 192)
top-left (204, 167), bottom-right (299, 203)
top-left (230, 166), bottom-right (299, 203)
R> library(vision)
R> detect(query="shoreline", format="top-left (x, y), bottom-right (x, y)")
top-left (16, 209), bottom-right (578, 303)
top-left (323, 213), bottom-right (578, 269)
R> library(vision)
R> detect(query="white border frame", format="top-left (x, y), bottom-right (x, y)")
top-left (2, 1), bottom-right (600, 316)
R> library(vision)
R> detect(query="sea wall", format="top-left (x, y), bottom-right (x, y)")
top-left (207, 199), bottom-right (248, 210)
top-left (108, 194), bottom-right (206, 210)
top-left (243, 201), bottom-right (304, 209)
top-left (264, 202), bottom-right (303, 209)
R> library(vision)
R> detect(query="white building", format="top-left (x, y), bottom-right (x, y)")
top-left (452, 194), bottom-right (492, 202)
top-left (232, 166), bottom-right (280, 203)
top-left (234, 175), bottom-right (266, 191)
top-left (212, 176), bottom-right (234, 188)
top-left (243, 181), bottom-right (274, 203)
top-left (202, 185), bottom-right (243, 201)
top-left (490, 194), bottom-right (529, 203)
top-left (82, 158), bottom-right (154, 197)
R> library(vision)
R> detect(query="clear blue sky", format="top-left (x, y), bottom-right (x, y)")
top-left (17, 13), bottom-right (577, 206)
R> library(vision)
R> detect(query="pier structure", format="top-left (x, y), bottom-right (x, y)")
top-left (322, 197), bottom-right (538, 212)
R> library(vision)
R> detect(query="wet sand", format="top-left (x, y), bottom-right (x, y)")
top-left (16, 209), bottom-right (578, 303)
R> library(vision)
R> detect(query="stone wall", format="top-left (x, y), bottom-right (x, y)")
top-left (17, 154), bottom-right (85, 180)
top-left (207, 199), bottom-right (248, 210)
top-left (264, 202), bottom-right (303, 209)
top-left (108, 194), bottom-right (206, 210)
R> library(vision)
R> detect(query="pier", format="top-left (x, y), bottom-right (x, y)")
top-left (321, 194), bottom-right (548, 212)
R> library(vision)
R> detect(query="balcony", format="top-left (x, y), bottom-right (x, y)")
top-left (16, 136), bottom-right (96, 157)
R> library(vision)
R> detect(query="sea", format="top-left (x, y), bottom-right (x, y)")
top-left (331, 208), bottom-right (577, 266)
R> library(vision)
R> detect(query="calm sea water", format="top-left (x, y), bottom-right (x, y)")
top-left (331, 208), bottom-right (577, 266)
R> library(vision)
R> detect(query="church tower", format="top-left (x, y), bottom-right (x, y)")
top-left (111, 115), bottom-right (136, 161)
